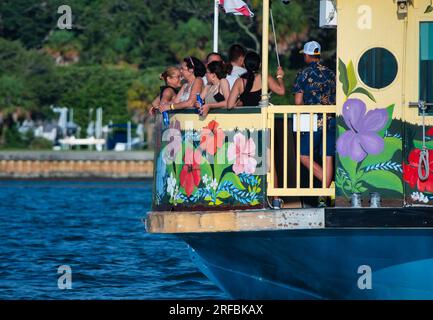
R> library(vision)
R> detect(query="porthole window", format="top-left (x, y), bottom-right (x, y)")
top-left (358, 48), bottom-right (398, 89)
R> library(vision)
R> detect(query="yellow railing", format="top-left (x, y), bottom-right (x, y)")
top-left (266, 105), bottom-right (337, 197)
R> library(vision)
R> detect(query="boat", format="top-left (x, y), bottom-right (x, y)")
top-left (145, 0), bottom-right (433, 299)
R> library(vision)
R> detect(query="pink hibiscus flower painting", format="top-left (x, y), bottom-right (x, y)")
top-left (227, 133), bottom-right (257, 175)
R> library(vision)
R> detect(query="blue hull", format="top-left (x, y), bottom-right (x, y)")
top-left (181, 229), bottom-right (433, 299)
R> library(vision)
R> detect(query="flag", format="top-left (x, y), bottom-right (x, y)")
top-left (219, 0), bottom-right (254, 17)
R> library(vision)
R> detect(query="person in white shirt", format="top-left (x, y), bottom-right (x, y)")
top-left (226, 44), bottom-right (247, 90)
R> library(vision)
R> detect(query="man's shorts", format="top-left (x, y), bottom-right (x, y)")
top-left (300, 117), bottom-right (336, 157)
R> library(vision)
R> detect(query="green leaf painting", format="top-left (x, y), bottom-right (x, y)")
top-left (414, 140), bottom-right (433, 150)
top-left (347, 61), bottom-right (358, 95)
top-left (350, 87), bottom-right (376, 103)
top-left (338, 58), bottom-right (349, 97)
top-left (338, 59), bottom-right (376, 102)
top-left (362, 171), bottom-right (403, 194)
top-left (360, 137), bottom-right (402, 169)
top-left (220, 173), bottom-right (246, 191)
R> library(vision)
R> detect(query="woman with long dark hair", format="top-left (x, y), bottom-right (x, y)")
top-left (227, 51), bottom-right (285, 108)
top-left (159, 56), bottom-right (206, 112)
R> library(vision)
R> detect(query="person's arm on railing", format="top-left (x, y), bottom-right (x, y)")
top-left (149, 95), bottom-right (160, 115)
top-left (268, 67), bottom-right (285, 96)
top-left (199, 79), bottom-right (230, 116)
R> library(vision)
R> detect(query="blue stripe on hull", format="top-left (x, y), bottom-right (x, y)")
top-left (181, 229), bottom-right (433, 299)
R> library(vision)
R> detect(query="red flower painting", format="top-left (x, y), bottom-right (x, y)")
top-left (200, 120), bottom-right (225, 156)
top-left (403, 148), bottom-right (433, 193)
top-left (180, 148), bottom-right (202, 197)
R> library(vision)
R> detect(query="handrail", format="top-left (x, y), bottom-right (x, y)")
top-left (267, 105), bottom-right (337, 198)
top-left (268, 105), bottom-right (337, 113)
top-left (169, 106), bottom-right (263, 115)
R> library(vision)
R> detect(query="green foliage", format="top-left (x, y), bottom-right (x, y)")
top-left (338, 59), bottom-right (376, 102)
top-left (0, 75), bottom-right (28, 111)
top-left (54, 65), bottom-right (140, 129)
top-left (0, 127), bottom-right (27, 149)
top-left (0, 0), bottom-right (337, 147)
top-left (29, 138), bottom-right (53, 150)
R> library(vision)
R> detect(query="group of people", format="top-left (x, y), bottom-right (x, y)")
top-left (151, 41), bottom-right (337, 195)
top-left (150, 44), bottom-right (285, 117)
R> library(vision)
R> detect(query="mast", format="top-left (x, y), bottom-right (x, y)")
top-left (261, 0), bottom-right (270, 105)
top-left (213, 0), bottom-right (219, 52)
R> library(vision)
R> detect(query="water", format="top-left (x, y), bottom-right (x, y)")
top-left (0, 180), bottom-right (226, 300)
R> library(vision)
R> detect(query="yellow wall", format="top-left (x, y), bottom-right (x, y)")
top-left (337, 0), bottom-right (433, 124)
top-left (171, 111), bottom-right (265, 131)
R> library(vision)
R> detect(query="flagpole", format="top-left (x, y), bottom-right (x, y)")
top-left (213, 0), bottom-right (219, 52)
top-left (261, 0), bottom-right (270, 104)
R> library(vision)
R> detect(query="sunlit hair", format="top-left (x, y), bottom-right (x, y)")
top-left (159, 66), bottom-right (179, 83)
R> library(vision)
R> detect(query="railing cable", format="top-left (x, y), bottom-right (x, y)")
top-left (419, 100), bottom-right (430, 181)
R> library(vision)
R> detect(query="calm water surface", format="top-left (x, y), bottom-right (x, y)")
top-left (0, 180), bottom-right (226, 299)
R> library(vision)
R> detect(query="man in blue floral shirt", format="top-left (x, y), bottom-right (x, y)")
top-left (293, 41), bottom-right (336, 190)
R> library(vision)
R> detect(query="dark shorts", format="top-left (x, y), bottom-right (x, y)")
top-left (300, 118), bottom-right (336, 157)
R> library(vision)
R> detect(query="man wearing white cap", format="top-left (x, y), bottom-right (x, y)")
top-left (293, 41), bottom-right (336, 204)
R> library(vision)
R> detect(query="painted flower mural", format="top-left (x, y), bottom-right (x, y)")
top-left (403, 124), bottom-right (433, 204)
top-left (200, 120), bottom-right (225, 156)
top-left (163, 121), bottom-right (182, 164)
top-left (403, 148), bottom-right (433, 193)
top-left (228, 133), bottom-right (257, 175)
top-left (336, 59), bottom-right (403, 199)
top-left (154, 119), bottom-right (264, 208)
top-left (179, 148), bottom-right (202, 197)
top-left (155, 153), bottom-right (167, 204)
top-left (337, 99), bottom-right (388, 162)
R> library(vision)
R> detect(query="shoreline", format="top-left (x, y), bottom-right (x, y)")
top-left (0, 151), bottom-right (154, 179)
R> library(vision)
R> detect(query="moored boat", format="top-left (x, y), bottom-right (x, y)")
top-left (146, 0), bottom-right (433, 300)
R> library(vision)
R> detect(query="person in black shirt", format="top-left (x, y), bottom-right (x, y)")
top-left (150, 66), bottom-right (181, 115)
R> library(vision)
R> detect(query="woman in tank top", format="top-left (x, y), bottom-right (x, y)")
top-left (227, 51), bottom-right (285, 108)
top-left (196, 61), bottom-right (231, 117)
top-left (150, 67), bottom-right (181, 115)
top-left (159, 56), bottom-right (206, 112)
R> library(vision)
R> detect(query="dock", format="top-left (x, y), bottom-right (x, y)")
top-left (0, 151), bottom-right (154, 179)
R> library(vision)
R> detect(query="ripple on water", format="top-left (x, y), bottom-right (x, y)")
top-left (0, 180), bottom-right (226, 300)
